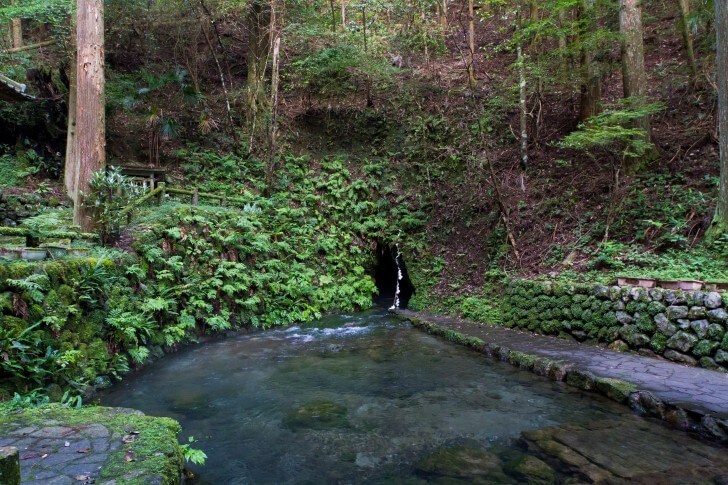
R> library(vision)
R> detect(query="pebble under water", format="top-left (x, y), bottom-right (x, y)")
top-left (100, 306), bottom-right (727, 484)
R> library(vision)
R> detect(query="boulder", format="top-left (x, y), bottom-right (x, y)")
top-left (704, 292), bottom-right (723, 309)
top-left (654, 314), bottom-right (676, 336)
top-left (616, 311), bottom-right (634, 325)
top-left (690, 320), bottom-right (710, 339)
top-left (664, 350), bottom-right (698, 366)
top-left (708, 308), bottom-right (728, 324)
top-left (504, 454), bottom-right (556, 484)
top-left (666, 306), bottom-right (689, 320)
top-left (415, 446), bottom-right (508, 483)
top-left (716, 349), bottom-right (728, 364)
top-left (688, 306), bottom-right (707, 319)
top-left (666, 331), bottom-right (697, 353)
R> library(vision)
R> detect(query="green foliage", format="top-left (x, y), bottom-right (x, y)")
top-left (83, 166), bottom-right (143, 241)
top-left (559, 99), bottom-right (663, 163)
top-left (180, 436), bottom-right (207, 465)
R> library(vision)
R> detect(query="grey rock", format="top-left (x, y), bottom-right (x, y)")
top-left (654, 314), bottom-right (677, 336)
top-left (613, 300), bottom-right (625, 311)
top-left (664, 349), bottom-right (698, 366)
top-left (628, 390), bottom-right (666, 419)
top-left (594, 286), bottom-right (609, 298)
top-left (688, 306), bottom-right (706, 319)
top-left (690, 320), bottom-right (710, 339)
top-left (700, 416), bottom-right (728, 442)
top-left (704, 292), bottom-right (723, 309)
top-left (677, 319), bottom-right (691, 330)
top-left (666, 306), bottom-right (689, 320)
top-left (716, 349), bottom-right (728, 364)
top-left (616, 311), bottom-right (634, 325)
top-left (666, 331), bottom-right (697, 352)
top-left (648, 288), bottom-right (664, 301)
top-left (607, 340), bottom-right (630, 352)
top-left (708, 308), bottom-right (728, 323)
top-left (708, 323), bottom-right (726, 340)
top-left (608, 286), bottom-right (621, 301)
top-left (664, 291), bottom-right (686, 305)
top-left (699, 357), bottom-right (719, 370)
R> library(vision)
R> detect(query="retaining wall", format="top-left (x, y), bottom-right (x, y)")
top-left (501, 280), bottom-right (728, 372)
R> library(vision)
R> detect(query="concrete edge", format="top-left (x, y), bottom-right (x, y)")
top-left (392, 311), bottom-right (728, 444)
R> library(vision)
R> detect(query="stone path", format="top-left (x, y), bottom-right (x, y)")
top-left (0, 405), bottom-right (183, 485)
top-left (0, 422), bottom-right (119, 484)
top-left (394, 309), bottom-right (728, 441)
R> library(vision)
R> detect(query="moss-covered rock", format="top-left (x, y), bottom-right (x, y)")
top-left (283, 400), bottom-right (348, 430)
top-left (415, 446), bottom-right (509, 483)
top-left (503, 454), bottom-right (556, 484)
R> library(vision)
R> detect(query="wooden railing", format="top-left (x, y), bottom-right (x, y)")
top-left (118, 182), bottom-right (253, 222)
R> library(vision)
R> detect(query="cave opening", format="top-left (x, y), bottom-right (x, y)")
top-left (373, 243), bottom-right (415, 309)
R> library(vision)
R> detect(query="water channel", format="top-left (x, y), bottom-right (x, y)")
top-left (101, 305), bottom-right (727, 483)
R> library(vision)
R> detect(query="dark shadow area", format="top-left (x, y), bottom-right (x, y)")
top-left (374, 243), bottom-right (415, 308)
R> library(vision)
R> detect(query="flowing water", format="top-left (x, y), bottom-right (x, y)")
top-left (101, 306), bottom-right (727, 484)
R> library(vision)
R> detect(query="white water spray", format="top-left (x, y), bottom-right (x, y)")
top-left (389, 243), bottom-right (403, 310)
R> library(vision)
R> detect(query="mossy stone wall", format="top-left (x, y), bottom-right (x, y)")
top-left (501, 280), bottom-right (728, 372)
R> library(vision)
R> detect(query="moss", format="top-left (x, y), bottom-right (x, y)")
top-left (283, 400), bottom-right (348, 430)
top-left (0, 404), bottom-right (183, 485)
top-left (693, 340), bottom-right (719, 357)
top-left (651, 333), bottom-right (668, 353)
top-left (594, 377), bottom-right (636, 403)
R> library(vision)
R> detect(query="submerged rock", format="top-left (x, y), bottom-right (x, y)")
top-left (283, 400), bottom-right (348, 430)
top-left (415, 446), bottom-right (510, 483)
top-left (503, 454), bottom-right (556, 485)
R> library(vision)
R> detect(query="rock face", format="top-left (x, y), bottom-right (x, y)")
top-left (521, 419), bottom-right (728, 483)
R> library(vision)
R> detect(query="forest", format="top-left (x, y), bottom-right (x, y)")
top-left (0, 0), bottom-right (727, 482)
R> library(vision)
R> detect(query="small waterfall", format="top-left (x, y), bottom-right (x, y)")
top-left (390, 243), bottom-right (403, 310)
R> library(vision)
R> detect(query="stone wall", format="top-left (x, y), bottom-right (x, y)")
top-left (0, 192), bottom-right (57, 226)
top-left (500, 280), bottom-right (728, 372)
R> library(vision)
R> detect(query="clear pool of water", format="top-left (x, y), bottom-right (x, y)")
top-left (100, 306), bottom-right (722, 483)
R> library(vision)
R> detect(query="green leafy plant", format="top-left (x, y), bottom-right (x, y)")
top-left (180, 436), bottom-right (207, 465)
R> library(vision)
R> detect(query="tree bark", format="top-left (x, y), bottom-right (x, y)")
top-left (246, 0), bottom-right (271, 145)
top-left (11, 10), bottom-right (21, 49)
top-left (67, 0), bottom-right (105, 231)
top-left (467, 0), bottom-right (476, 84)
top-left (619, 0), bottom-right (650, 135)
top-left (341, 0), bottom-right (346, 29)
top-left (439, 0), bottom-right (448, 31)
top-left (712, 0), bottom-right (728, 232)
top-left (64, 11), bottom-right (77, 201)
top-left (676, 0), bottom-right (698, 88)
top-left (579, 0), bottom-right (601, 121)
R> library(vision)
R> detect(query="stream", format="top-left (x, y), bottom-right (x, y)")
top-left (101, 305), bottom-right (726, 483)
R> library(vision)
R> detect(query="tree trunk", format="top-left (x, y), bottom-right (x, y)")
top-left (64, 11), bottom-right (77, 201)
top-left (518, 41), bottom-right (528, 188)
top-left (68, 0), bottom-right (105, 231)
top-left (11, 19), bottom-right (21, 48)
top-left (439, 0), bottom-right (448, 31)
top-left (579, 0), bottom-right (601, 121)
top-left (467, 0), bottom-right (475, 84)
top-left (341, 0), bottom-right (346, 29)
top-left (619, 0), bottom-right (650, 135)
top-left (329, 0), bottom-right (337, 32)
top-left (676, 0), bottom-right (698, 88)
top-left (245, 0), bottom-right (271, 144)
top-left (712, 0), bottom-right (728, 233)
top-left (266, 33), bottom-right (281, 191)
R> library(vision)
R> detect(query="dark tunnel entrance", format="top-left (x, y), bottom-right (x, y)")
top-left (374, 243), bottom-right (415, 309)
